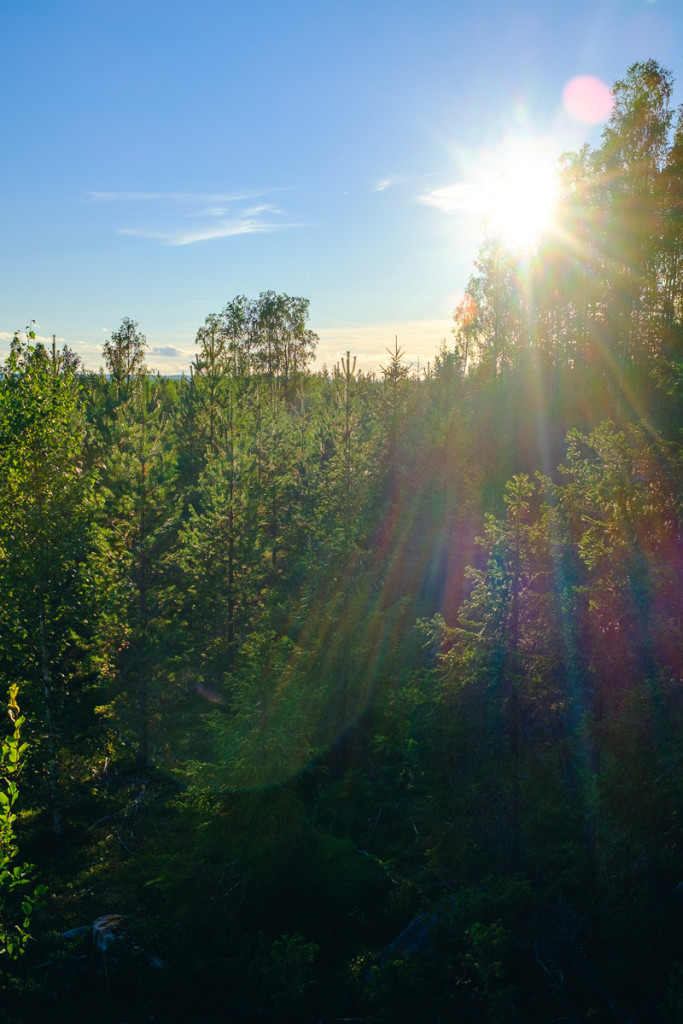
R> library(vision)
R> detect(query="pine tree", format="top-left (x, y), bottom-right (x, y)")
top-left (93, 373), bottom-right (177, 768)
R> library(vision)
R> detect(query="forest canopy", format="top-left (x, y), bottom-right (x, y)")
top-left (0, 60), bottom-right (682, 1024)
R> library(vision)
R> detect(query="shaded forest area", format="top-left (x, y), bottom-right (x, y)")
top-left (1, 61), bottom-right (682, 1022)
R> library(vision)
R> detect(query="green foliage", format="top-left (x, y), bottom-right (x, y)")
top-left (91, 372), bottom-right (178, 765)
top-left (6, 58), bottom-right (683, 1024)
top-left (196, 631), bottom-right (324, 791)
top-left (102, 316), bottom-right (148, 397)
top-left (245, 931), bottom-right (318, 1011)
top-left (0, 687), bottom-right (44, 960)
top-left (0, 335), bottom-right (97, 829)
top-left (0, 338), bottom-right (93, 680)
top-left (198, 291), bottom-right (318, 389)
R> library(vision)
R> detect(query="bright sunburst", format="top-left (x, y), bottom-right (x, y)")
top-left (480, 140), bottom-right (560, 250)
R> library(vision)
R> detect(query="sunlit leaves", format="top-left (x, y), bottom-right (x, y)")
top-left (0, 687), bottom-right (44, 959)
top-left (0, 338), bottom-right (94, 699)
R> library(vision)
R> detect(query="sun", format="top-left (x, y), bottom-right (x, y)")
top-left (480, 140), bottom-right (560, 251)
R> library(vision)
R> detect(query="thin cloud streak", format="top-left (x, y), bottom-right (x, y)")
top-left (119, 218), bottom-right (301, 246)
top-left (239, 203), bottom-right (286, 217)
top-left (418, 181), bottom-right (481, 213)
top-left (373, 176), bottom-right (402, 192)
top-left (372, 172), bottom-right (438, 193)
top-left (89, 187), bottom-right (301, 245)
top-left (87, 189), bottom-right (287, 203)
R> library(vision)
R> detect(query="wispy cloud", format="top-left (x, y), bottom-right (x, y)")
top-left (373, 176), bottom-right (402, 192)
top-left (87, 189), bottom-right (285, 203)
top-left (241, 203), bottom-right (285, 217)
top-left (120, 215), bottom-right (298, 247)
top-left (88, 188), bottom-right (301, 246)
top-left (189, 203), bottom-right (284, 219)
top-left (418, 181), bottom-right (481, 213)
top-left (373, 173), bottom-right (436, 193)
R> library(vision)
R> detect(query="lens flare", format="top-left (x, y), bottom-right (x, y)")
top-left (562, 76), bottom-right (613, 125)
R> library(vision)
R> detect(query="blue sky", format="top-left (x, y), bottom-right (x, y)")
top-left (2, 0), bottom-right (682, 374)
